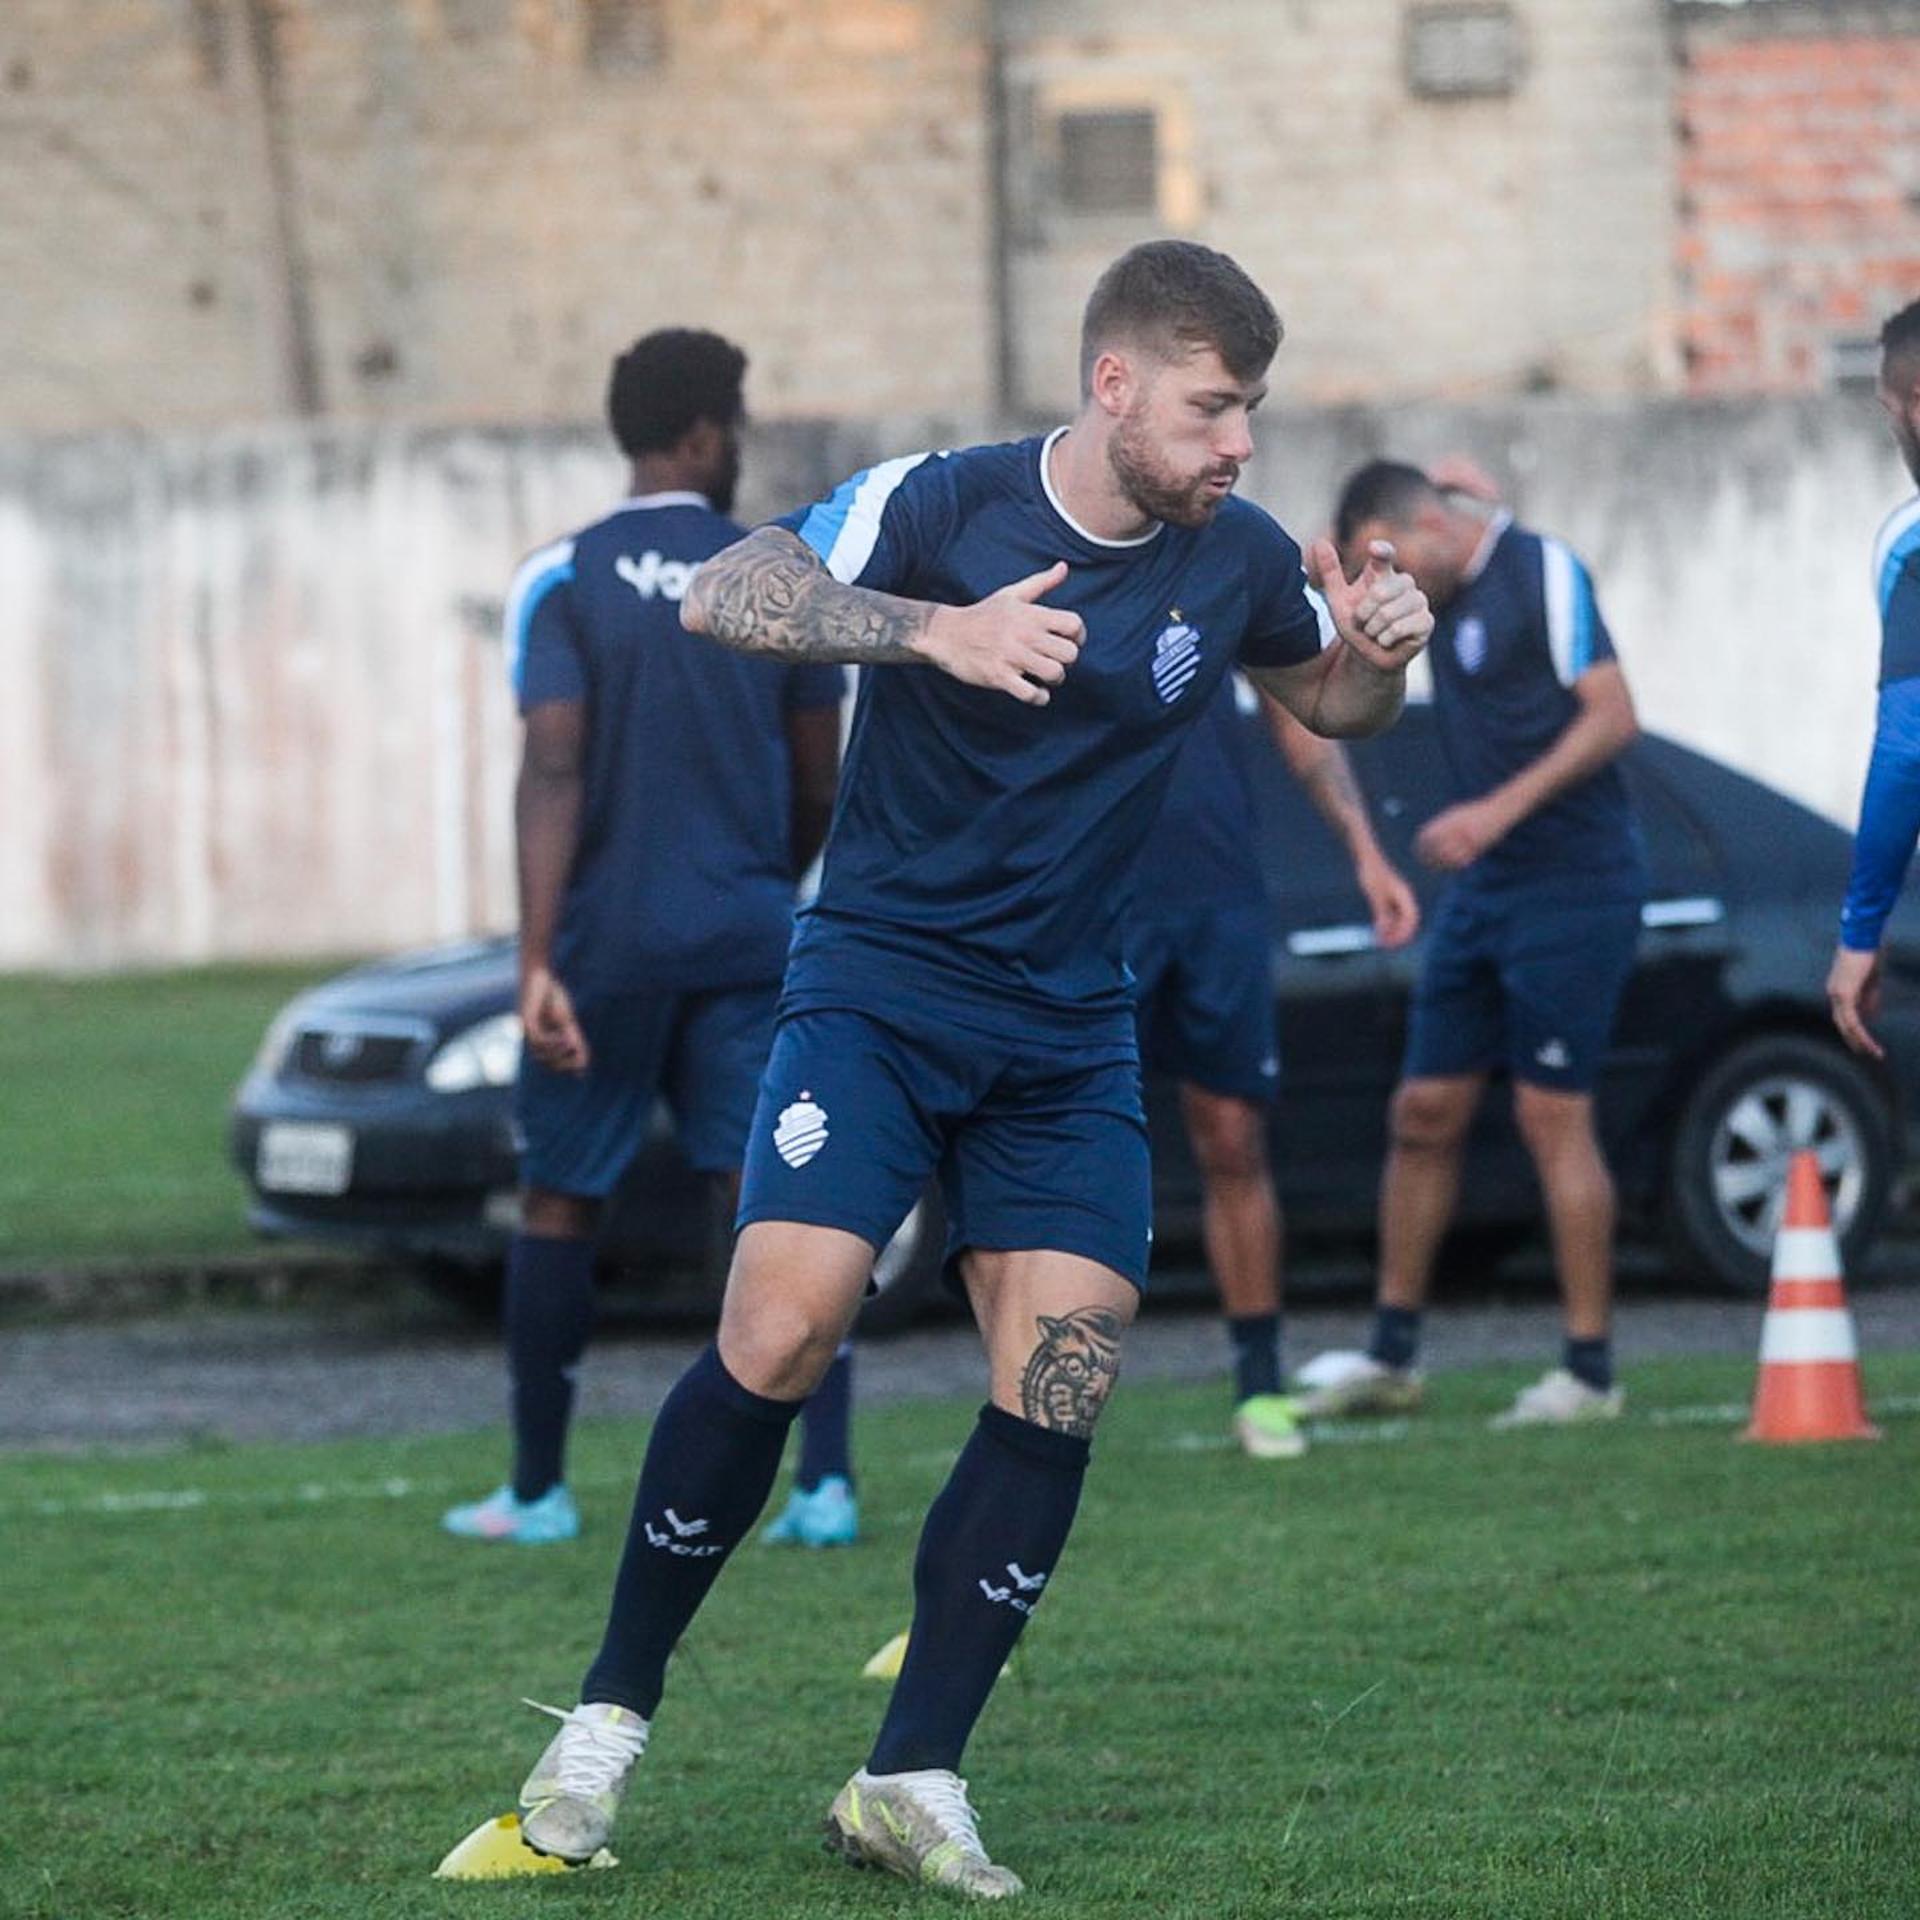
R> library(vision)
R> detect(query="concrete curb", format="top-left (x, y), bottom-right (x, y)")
top-left (0, 1251), bottom-right (414, 1321)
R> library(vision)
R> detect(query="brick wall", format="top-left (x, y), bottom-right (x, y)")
top-left (1675, 0), bottom-right (1920, 392)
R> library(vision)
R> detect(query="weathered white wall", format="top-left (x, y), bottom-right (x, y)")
top-left (0, 400), bottom-right (1907, 970)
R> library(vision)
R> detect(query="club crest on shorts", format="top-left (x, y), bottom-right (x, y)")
top-left (773, 1091), bottom-right (830, 1169)
top-left (1151, 614), bottom-right (1202, 704)
top-left (1453, 614), bottom-right (1489, 675)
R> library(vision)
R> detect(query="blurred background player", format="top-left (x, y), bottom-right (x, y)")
top-left (1128, 673), bottom-right (1417, 1458)
top-left (1830, 296), bottom-right (1920, 1061)
top-left (1303, 459), bottom-right (1645, 1429)
top-left (441, 329), bottom-right (851, 1546)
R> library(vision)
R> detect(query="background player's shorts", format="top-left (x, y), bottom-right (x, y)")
top-left (1402, 886), bottom-right (1643, 1093)
top-left (515, 982), bottom-right (777, 1195)
top-left (1129, 903), bottom-right (1280, 1105)
top-left (737, 1003), bottom-right (1153, 1290)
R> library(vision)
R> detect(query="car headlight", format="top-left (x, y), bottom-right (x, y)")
top-left (251, 1005), bottom-right (304, 1078)
top-left (425, 1014), bottom-right (523, 1093)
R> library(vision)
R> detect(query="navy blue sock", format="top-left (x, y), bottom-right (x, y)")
top-left (1564, 1336), bottom-right (1614, 1393)
top-left (868, 1405), bottom-right (1090, 1776)
top-left (1227, 1313), bottom-right (1283, 1401)
top-left (796, 1342), bottom-right (855, 1491)
top-left (582, 1345), bottom-right (801, 1716)
top-left (505, 1233), bottom-right (598, 1502)
top-left (1368, 1304), bottom-right (1423, 1372)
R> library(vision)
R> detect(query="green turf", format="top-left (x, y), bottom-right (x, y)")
top-left (5, 1354), bottom-right (1917, 1918)
top-left (0, 963), bottom-right (346, 1267)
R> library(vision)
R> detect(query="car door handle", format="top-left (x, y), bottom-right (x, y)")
top-left (1640, 896), bottom-right (1725, 930)
top-left (1287, 924), bottom-right (1377, 957)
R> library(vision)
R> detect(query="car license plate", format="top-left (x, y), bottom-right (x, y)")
top-left (256, 1122), bottom-right (354, 1196)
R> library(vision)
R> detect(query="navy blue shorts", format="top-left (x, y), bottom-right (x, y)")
top-left (515, 983), bottom-right (777, 1195)
top-left (737, 1003), bottom-right (1153, 1290)
top-left (1403, 887), bottom-right (1642, 1093)
top-left (1129, 904), bottom-right (1280, 1105)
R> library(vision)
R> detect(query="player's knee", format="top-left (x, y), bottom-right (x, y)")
top-left (1512, 1085), bottom-right (1597, 1158)
top-left (1390, 1082), bottom-right (1472, 1154)
top-left (716, 1293), bottom-right (843, 1401)
top-left (1187, 1102), bottom-right (1269, 1183)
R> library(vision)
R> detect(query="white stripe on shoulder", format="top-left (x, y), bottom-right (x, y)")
top-left (1540, 536), bottom-right (1580, 686)
top-left (1304, 580), bottom-right (1337, 648)
top-left (1872, 496), bottom-right (1920, 589)
top-left (502, 536), bottom-right (575, 690)
top-left (824, 452), bottom-right (933, 584)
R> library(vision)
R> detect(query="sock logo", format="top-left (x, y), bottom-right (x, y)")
top-left (978, 1561), bottom-right (1049, 1613)
top-left (773, 1091), bottom-right (830, 1169)
top-left (644, 1507), bottom-right (724, 1556)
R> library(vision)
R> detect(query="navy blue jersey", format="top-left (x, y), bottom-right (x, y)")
top-left (1427, 516), bottom-right (1644, 895)
top-left (1876, 494), bottom-right (1920, 687)
top-left (772, 431), bottom-right (1325, 1024)
top-left (507, 491), bottom-right (844, 996)
top-left (1134, 676), bottom-right (1265, 914)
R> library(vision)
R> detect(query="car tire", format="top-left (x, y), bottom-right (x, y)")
top-left (414, 1256), bottom-right (505, 1320)
top-left (856, 1190), bottom-right (948, 1336)
top-left (1665, 1032), bottom-right (1894, 1295)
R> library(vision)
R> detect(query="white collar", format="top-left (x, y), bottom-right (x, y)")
top-left (1039, 427), bottom-right (1162, 550)
top-left (1459, 509), bottom-right (1513, 585)
top-left (615, 490), bottom-right (711, 511)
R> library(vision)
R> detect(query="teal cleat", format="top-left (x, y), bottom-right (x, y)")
top-left (760, 1474), bottom-right (860, 1548)
top-left (442, 1483), bottom-right (580, 1544)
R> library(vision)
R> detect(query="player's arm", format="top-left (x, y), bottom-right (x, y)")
top-left (1415, 662), bottom-right (1639, 872)
top-left (1831, 676), bottom-right (1920, 1058)
top-left (1247, 538), bottom-right (1431, 738)
top-left (785, 700), bottom-right (841, 877)
top-left (1260, 693), bottom-right (1420, 948)
top-left (684, 526), bottom-right (1082, 706)
top-left (515, 700), bottom-right (590, 1074)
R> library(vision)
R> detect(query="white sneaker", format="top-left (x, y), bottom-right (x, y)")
top-left (516, 1700), bottom-right (649, 1863)
top-left (1491, 1367), bottom-right (1624, 1429)
top-left (1294, 1350), bottom-right (1424, 1418)
top-left (826, 1767), bottom-right (1024, 1898)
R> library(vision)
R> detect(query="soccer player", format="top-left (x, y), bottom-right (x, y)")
top-left (1130, 675), bottom-right (1417, 1459)
top-left (500, 242), bottom-right (1432, 1897)
top-left (1301, 461), bottom-right (1645, 1429)
top-left (440, 330), bottom-right (852, 1547)
top-left (1830, 296), bottom-right (1920, 1060)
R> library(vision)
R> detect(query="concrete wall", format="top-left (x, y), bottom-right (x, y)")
top-left (0, 399), bottom-right (1907, 970)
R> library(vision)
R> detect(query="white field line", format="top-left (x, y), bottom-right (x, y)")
top-left (10, 1395), bottom-right (1918, 1524)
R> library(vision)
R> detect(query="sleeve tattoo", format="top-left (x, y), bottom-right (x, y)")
top-left (683, 526), bottom-right (935, 665)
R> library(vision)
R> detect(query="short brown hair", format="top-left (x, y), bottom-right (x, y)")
top-left (1883, 296), bottom-right (1920, 389)
top-left (1078, 240), bottom-right (1281, 396)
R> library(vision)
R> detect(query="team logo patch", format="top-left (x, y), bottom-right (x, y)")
top-left (1454, 615), bottom-right (1489, 675)
top-left (1151, 618), bottom-right (1203, 704)
top-left (773, 1091), bottom-right (830, 1169)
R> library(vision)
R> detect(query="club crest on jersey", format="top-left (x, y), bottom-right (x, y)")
top-left (1151, 615), bottom-right (1203, 704)
top-left (1454, 615), bottom-right (1489, 675)
top-left (773, 1092), bottom-right (829, 1169)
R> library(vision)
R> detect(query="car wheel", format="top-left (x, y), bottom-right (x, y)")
top-left (414, 1256), bottom-right (505, 1320)
top-left (856, 1191), bottom-right (948, 1336)
top-left (1665, 1032), bottom-right (1893, 1294)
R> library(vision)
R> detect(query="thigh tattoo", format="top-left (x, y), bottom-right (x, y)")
top-left (1019, 1307), bottom-right (1124, 1437)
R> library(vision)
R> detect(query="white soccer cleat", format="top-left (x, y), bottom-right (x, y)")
top-left (516, 1699), bottom-right (648, 1864)
top-left (1293, 1350), bottom-right (1424, 1418)
top-left (825, 1767), bottom-right (1025, 1899)
top-left (1491, 1367), bottom-right (1624, 1429)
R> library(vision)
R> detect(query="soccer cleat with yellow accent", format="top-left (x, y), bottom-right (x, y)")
top-left (825, 1767), bottom-right (1024, 1899)
top-left (1231, 1393), bottom-right (1307, 1459)
top-left (1294, 1351), bottom-right (1425, 1418)
top-left (516, 1699), bottom-right (648, 1864)
top-left (433, 1811), bottom-right (618, 1879)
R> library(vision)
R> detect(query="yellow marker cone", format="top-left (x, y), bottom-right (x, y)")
top-left (861, 1629), bottom-right (910, 1680)
top-left (432, 1811), bottom-right (618, 1880)
top-left (859, 1628), bottom-right (1013, 1682)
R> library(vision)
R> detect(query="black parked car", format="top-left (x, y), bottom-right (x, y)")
top-left (231, 708), bottom-right (1920, 1325)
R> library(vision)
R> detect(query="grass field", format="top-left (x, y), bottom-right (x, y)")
top-left (7, 1354), bottom-right (1917, 1919)
top-left (0, 963), bottom-right (345, 1268)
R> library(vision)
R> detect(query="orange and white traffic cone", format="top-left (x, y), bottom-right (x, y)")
top-left (1742, 1150), bottom-right (1880, 1444)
